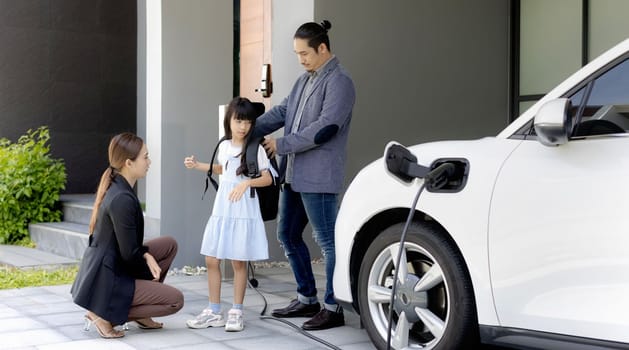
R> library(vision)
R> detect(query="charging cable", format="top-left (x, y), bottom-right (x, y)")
top-left (383, 161), bottom-right (454, 349)
top-left (385, 182), bottom-right (425, 350)
top-left (250, 147), bottom-right (453, 350)
top-left (259, 316), bottom-right (342, 350)
top-left (248, 263), bottom-right (343, 350)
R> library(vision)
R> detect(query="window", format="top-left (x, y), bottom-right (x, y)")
top-left (513, 0), bottom-right (629, 121)
top-left (569, 58), bottom-right (629, 136)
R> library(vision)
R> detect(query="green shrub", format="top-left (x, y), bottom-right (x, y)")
top-left (0, 127), bottom-right (66, 243)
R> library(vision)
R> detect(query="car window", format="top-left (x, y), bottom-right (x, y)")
top-left (570, 58), bottom-right (629, 136)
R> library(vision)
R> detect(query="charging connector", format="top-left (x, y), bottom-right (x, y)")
top-left (426, 158), bottom-right (469, 193)
top-left (385, 143), bottom-right (468, 192)
top-left (382, 143), bottom-right (470, 350)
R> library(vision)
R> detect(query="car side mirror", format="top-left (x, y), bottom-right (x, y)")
top-left (534, 98), bottom-right (572, 146)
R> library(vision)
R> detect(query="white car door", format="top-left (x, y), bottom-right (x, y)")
top-left (489, 135), bottom-right (629, 342)
top-left (488, 56), bottom-right (629, 343)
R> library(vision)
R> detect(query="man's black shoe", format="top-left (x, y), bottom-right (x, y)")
top-left (301, 309), bottom-right (345, 330)
top-left (271, 299), bottom-right (320, 318)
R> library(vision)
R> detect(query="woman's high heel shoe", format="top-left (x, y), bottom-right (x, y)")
top-left (134, 318), bottom-right (163, 329)
top-left (83, 312), bottom-right (125, 339)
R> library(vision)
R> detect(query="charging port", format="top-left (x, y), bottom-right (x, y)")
top-left (427, 158), bottom-right (469, 193)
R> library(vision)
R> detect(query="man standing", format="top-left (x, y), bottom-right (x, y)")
top-left (253, 20), bottom-right (355, 330)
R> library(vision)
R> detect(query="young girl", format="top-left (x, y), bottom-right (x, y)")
top-left (183, 97), bottom-right (272, 332)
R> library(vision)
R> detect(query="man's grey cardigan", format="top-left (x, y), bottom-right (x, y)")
top-left (254, 56), bottom-right (356, 194)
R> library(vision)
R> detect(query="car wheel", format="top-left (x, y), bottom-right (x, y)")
top-left (357, 221), bottom-right (478, 350)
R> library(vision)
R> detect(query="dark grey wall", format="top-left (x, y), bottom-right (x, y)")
top-left (0, 0), bottom-right (137, 193)
top-left (315, 0), bottom-right (511, 187)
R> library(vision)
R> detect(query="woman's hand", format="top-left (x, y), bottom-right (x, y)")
top-left (184, 155), bottom-right (198, 169)
top-left (143, 253), bottom-right (161, 281)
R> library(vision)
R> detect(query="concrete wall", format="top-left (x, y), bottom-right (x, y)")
top-left (270, 0), bottom-right (313, 105)
top-left (137, 0), bottom-right (147, 203)
top-left (157, 1), bottom-right (233, 268)
top-left (263, 0), bottom-right (320, 265)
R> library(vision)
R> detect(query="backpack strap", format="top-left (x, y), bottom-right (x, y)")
top-left (244, 135), bottom-right (281, 199)
top-left (246, 101), bottom-right (266, 178)
top-left (244, 135), bottom-right (263, 199)
top-left (245, 136), bottom-right (263, 178)
top-left (202, 136), bottom-right (227, 199)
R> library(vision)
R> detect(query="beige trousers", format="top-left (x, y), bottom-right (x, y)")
top-left (127, 236), bottom-right (184, 320)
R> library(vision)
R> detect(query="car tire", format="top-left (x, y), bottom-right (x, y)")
top-left (357, 221), bottom-right (478, 350)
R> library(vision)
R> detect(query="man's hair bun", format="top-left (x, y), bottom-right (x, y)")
top-left (320, 20), bottom-right (331, 32)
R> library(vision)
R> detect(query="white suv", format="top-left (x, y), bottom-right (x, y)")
top-left (333, 38), bottom-right (629, 350)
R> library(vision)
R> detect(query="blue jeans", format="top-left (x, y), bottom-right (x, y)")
top-left (277, 184), bottom-right (339, 309)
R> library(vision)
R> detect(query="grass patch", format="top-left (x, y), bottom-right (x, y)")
top-left (14, 237), bottom-right (36, 248)
top-left (0, 264), bottom-right (78, 290)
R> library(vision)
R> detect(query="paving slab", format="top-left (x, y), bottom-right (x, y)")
top-left (0, 245), bottom-right (78, 269)
top-left (0, 244), bottom-right (375, 350)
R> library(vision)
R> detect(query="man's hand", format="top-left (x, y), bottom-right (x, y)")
top-left (262, 137), bottom-right (277, 158)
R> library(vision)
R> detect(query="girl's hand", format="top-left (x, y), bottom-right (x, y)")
top-left (143, 253), bottom-right (161, 281)
top-left (184, 155), bottom-right (197, 169)
top-left (228, 181), bottom-right (250, 202)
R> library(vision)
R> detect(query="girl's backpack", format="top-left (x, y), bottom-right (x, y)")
top-left (203, 136), bottom-right (280, 221)
top-left (202, 102), bottom-right (280, 221)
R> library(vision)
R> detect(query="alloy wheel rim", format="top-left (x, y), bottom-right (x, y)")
top-left (366, 241), bottom-right (450, 349)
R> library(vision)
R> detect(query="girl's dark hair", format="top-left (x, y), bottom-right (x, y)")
top-left (223, 97), bottom-right (258, 139)
top-left (89, 132), bottom-right (144, 234)
top-left (294, 20), bottom-right (332, 52)
top-left (222, 97), bottom-right (259, 176)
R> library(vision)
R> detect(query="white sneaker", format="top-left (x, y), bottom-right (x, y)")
top-left (224, 309), bottom-right (244, 332)
top-left (186, 309), bottom-right (226, 329)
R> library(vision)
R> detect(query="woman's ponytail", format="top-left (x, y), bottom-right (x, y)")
top-left (88, 167), bottom-right (115, 234)
top-left (88, 133), bottom-right (144, 235)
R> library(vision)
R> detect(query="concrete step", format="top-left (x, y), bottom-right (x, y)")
top-left (59, 194), bottom-right (94, 225)
top-left (29, 221), bottom-right (89, 260)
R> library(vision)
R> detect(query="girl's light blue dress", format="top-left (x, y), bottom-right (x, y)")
top-left (200, 140), bottom-right (270, 261)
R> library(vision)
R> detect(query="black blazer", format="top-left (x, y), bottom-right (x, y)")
top-left (71, 175), bottom-right (152, 325)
